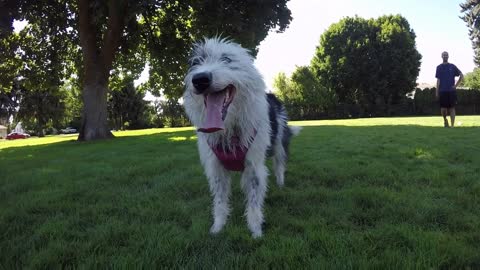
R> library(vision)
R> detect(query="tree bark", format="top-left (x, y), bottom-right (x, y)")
top-left (78, 83), bottom-right (112, 140)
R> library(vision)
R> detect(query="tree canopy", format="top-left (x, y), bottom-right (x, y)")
top-left (461, 0), bottom-right (480, 66)
top-left (311, 15), bottom-right (421, 115)
top-left (1, 0), bottom-right (292, 140)
top-left (462, 68), bottom-right (480, 89)
top-left (274, 66), bottom-right (333, 119)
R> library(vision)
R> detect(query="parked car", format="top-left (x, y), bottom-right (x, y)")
top-left (60, 127), bottom-right (77, 134)
top-left (6, 132), bottom-right (30, 140)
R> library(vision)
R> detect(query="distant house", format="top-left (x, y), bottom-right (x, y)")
top-left (0, 125), bottom-right (7, 139)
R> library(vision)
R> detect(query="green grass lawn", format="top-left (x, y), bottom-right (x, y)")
top-left (1, 116), bottom-right (480, 268)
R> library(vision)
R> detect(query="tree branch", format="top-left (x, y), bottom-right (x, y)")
top-left (101, 0), bottom-right (127, 78)
top-left (78, 0), bottom-right (99, 83)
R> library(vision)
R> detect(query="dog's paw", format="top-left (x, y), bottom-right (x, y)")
top-left (209, 223), bottom-right (225, 235)
top-left (248, 223), bottom-right (263, 238)
top-left (251, 229), bottom-right (263, 239)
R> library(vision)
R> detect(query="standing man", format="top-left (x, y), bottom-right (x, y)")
top-left (435, 51), bottom-right (463, 127)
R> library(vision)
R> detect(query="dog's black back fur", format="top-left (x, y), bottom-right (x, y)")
top-left (266, 93), bottom-right (291, 158)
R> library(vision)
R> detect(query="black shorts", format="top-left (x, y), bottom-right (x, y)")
top-left (439, 91), bottom-right (457, 108)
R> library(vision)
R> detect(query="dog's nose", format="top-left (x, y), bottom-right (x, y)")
top-left (192, 72), bottom-right (212, 93)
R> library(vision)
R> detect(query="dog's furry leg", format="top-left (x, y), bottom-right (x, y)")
top-left (273, 139), bottom-right (287, 187)
top-left (273, 124), bottom-right (302, 187)
top-left (198, 137), bottom-right (231, 234)
top-left (209, 172), bottom-right (231, 234)
top-left (274, 125), bottom-right (302, 187)
top-left (241, 162), bottom-right (268, 238)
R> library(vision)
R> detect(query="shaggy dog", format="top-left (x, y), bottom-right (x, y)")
top-left (183, 38), bottom-right (301, 238)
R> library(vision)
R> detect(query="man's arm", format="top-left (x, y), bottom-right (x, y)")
top-left (435, 65), bottom-right (440, 98)
top-left (455, 72), bottom-right (464, 89)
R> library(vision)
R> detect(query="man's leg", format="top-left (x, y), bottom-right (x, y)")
top-left (441, 107), bottom-right (449, 127)
top-left (450, 107), bottom-right (456, 127)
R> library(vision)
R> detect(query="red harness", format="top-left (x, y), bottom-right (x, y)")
top-left (210, 134), bottom-right (254, 171)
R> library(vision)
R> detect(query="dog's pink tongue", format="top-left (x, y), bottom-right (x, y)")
top-left (198, 92), bottom-right (225, 133)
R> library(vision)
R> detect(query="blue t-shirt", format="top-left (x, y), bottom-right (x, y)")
top-left (435, 63), bottom-right (461, 92)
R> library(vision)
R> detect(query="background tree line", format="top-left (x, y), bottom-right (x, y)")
top-left (274, 14), bottom-right (422, 119)
top-left (273, 11), bottom-right (480, 120)
top-left (2, 0), bottom-right (480, 136)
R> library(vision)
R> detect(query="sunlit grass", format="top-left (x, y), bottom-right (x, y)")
top-left (293, 115), bottom-right (480, 127)
top-left (113, 127), bottom-right (194, 137)
top-left (0, 134), bottom-right (78, 150)
top-left (0, 127), bottom-right (195, 150)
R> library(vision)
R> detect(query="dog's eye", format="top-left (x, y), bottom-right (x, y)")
top-left (221, 56), bottom-right (232, 64)
top-left (189, 58), bottom-right (201, 67)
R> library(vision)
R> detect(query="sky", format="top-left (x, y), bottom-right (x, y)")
top-left (255, 0), bottom-right (476, 91)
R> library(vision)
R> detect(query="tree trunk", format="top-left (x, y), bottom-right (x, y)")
top-left (78, 83), bottom-right (113, 141)
top-left (77, 0), bottom-right (127, 141)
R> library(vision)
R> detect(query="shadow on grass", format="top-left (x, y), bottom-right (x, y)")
top-left (2, 124), bottom-right (478, 189)
top-left (292, 125), bottom-right (479, 179)
top-left (0, 130), bottom-right (201, 181)
top-left (1, 125), bottom-right (479, 269)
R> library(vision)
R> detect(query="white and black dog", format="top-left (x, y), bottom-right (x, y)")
top-left (183, 38), bottom-right (301, 238)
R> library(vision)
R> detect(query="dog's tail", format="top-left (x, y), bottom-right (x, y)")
top-left (289, 125), bottom-right (302, 136)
